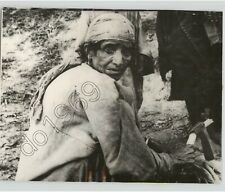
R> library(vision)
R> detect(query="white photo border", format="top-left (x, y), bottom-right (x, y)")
top-left (0, 0), bottom-right (224, 191)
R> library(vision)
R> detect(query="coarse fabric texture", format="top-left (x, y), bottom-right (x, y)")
top-left (84, 13), bottom-right (135, 45)
top-left (16, 64), bottom-right (173, 181)
top-left (30, 11), bottom-right (153, 122)
top-left (157, 11), bottom-right (222, 144)
top-left (157, 11), bottom-right (222, 102)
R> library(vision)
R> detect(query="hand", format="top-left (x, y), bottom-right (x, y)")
top-left (171, 160), bottom-right (218, 183)
top-left (207, 159), bottom-right (222, 181)
top-left (202, 160), bottom-right (221, 183)
top-left (171, 145), bottom-right (221, 183)
top-left (172, 145), bottom-right (199, 163)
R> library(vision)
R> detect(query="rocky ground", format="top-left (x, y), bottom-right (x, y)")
top-left (0, 9), bottom-right (221, 181)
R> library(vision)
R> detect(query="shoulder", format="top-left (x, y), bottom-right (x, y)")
top-left (43, 64), bottom-right (119, 106)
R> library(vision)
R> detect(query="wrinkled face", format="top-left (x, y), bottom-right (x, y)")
top-left (88, 40), bottom-right (133, 80)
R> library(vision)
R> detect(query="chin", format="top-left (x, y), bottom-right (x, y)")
top-left (106, 73), bottom-right (121, 80)
top-left (113, 76), bottom-right (121, 81)
top-left (105, 70), bottom-right (123, 81)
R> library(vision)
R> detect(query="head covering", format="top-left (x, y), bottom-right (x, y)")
top-left (84, 13), bottom-right (135, 45)
top-left (30, 13), bottom-right (135, 122)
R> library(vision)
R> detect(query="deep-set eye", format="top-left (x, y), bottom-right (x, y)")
top-left (103, 44), bottom-right (116, 54)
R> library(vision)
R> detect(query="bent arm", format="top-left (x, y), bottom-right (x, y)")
top-left (84, 79), bottom-right (174, 181)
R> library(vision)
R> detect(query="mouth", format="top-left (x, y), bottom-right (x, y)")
top-left (105, 69), bottom-right (123, 80)
top-left (106, 68), bottom-right (122, 75)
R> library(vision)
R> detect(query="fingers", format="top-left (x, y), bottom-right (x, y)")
top-left (171, 162), bottom-right (215, 183)
top-left (203, 162), bottom-right (220, 183)
top-left (193, 162), bottom-right (215, 183)
top-left (207, 159), bottom-right (222, 174)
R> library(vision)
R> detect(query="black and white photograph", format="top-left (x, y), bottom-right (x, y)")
top-left (0, 8), bottom-right (222, 183)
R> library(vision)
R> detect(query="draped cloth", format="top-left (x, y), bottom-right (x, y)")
top-left (30, 11), bottom-right (153, 121)
top-left (16, 64), bottom-right (173, 181)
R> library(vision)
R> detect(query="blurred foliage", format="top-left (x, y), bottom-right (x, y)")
top-left (3, 8), bottom-right (81, 78)
top-left (2, 8), bottom-right (81, 106)
top-left (3, 8), bottom-right (81, 36)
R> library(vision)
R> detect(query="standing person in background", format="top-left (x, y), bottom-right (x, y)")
top-left (157, 11), bottom-right (222, 144)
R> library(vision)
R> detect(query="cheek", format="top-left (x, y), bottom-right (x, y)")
top-left (97, 52), bottom-right (113, 67)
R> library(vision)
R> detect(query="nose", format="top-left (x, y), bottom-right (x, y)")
top-left (112, 50), bottom-right (123, 66)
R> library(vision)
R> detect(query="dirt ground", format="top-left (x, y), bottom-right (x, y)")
top-left (0, 9), bottom-right (221, 181)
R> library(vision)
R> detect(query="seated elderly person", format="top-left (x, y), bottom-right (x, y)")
top-left (16, 13), bottom-right (218, 182)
